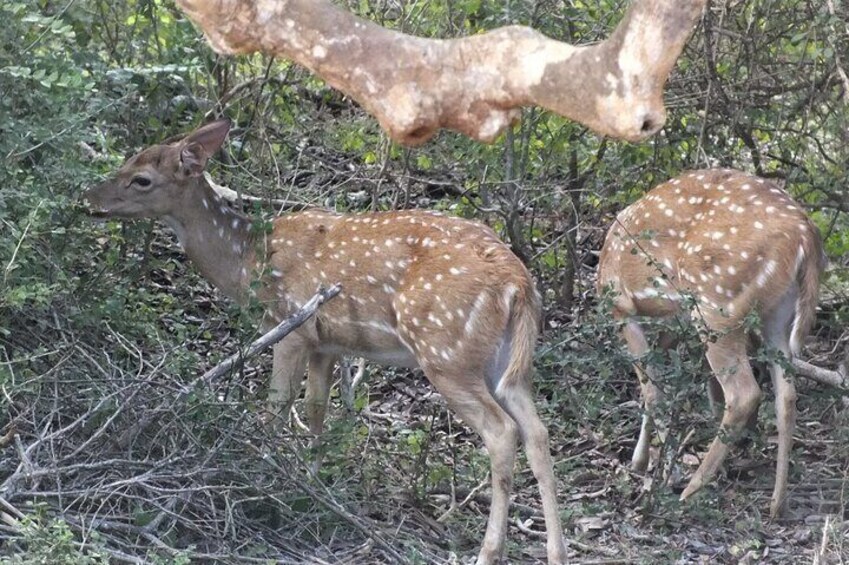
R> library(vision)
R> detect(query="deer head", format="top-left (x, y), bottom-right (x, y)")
top-left (86, 119), bottom-right (231, 219)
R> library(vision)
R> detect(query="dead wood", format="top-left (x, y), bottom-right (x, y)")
top-left (176, 0), bottom-right (707, 145)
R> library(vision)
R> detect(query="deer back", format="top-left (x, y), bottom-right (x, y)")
top-left (598, 169), bottom-right (825, 335)
top-left (258, 209), bottom-right (539, 370)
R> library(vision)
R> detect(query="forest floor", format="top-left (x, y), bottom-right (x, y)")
top-left (3, 234), bottom-right (848, 564)
top-left (171, 275), bottom-right (849, 564)
top-left (312, 354), bottom-right (849, 564)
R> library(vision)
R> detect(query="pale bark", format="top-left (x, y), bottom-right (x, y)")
top-left (176, 0), bottom-right (707, 145)
top-left (793, 359), bottom-right (847, 389)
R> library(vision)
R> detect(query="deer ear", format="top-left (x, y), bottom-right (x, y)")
top-left (179, 119), bottom-right (231, 177)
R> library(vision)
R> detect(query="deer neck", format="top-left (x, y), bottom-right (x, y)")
top-left (162, 179), bottom-right (257, 302)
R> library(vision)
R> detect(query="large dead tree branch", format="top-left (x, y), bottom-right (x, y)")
top-left (198, 283), bottom-right (341, 384)
top-left (176, 0), bottom-right (707, 145)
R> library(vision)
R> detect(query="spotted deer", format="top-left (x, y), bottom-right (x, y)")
top-left (83, 120), bottom-right (566, 564)
top-left (598, 169), bottom-right (825, 519)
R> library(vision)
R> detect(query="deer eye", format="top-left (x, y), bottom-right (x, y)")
top-left (131, 176), bottom-right (152, 188)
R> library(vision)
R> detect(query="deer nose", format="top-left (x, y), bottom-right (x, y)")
top-left (636, 108), bottom-right (665, 137)
top-left (78, 187), bottom-right (94, 210)
top-left (79, 183), bottom-right (108, 216)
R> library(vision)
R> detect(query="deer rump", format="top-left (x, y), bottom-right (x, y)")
top-left (599, 169), bottom-right (824, 343)
top-left (597, 168), bottom-right (826, 520)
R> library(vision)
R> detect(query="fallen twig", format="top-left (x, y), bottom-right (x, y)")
top-left (436, 478), bottom-right (489, 523)
top-left (248, 441), bottom-right (408, 563)
top-left (793, 359), bottom-right (849, 407)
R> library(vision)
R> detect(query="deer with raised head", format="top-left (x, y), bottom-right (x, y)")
top-left (598, 169), bottom-right (825, 518)
top-left (83, 120), bottom-right (566, 564)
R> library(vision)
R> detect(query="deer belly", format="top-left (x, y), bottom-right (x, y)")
top-left (317, 320), bottom-right (419, 368)
top-left (359, 346), bottom-right (419, 368)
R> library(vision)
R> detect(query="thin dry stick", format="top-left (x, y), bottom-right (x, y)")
top-left (0, 496), bottom-right (24, 528)
top-left (3, 199), bottom-right (44, 285)
top-left (116, 284), bottom-right (341, 448)
top-left (194, 284), bottom-right (341, 386)
top-left (247, 441), bottom-right (408, 564)
top-left (436, 478), bottom-right (489, 523)
top-left (825, 0), bottom-right (849, 104)
top-left (204, 172), bottom-right (308, 210)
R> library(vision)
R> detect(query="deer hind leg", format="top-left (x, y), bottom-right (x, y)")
top-left (681, 330), bottom-right (762, 502)
top-left (304, 352), bottom-right (338, 475)
top-left (706, 376), bottom-right (724, 420)
top-left (492, 379), bottom-right (567, 564)
top-left (622, 320), bottom-right (664, 473)
top-left (477, 311), bottom-right (566, 564)
top-left (763, 287), bottom-right (799, 518)
top-left (267, 335), bottom-right (310, 425)
top-left (708, 371), bottom-right (759, 434)
top-left (425, 372), bottom-right (518, 565)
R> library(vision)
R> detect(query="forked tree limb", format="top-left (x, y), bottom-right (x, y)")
top-left (203, 172), bottom-right (308, 211)
top-left (175, 0), bottom-right (707, 145)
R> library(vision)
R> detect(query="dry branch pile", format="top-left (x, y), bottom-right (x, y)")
top-left (0, 290), bottom-right (438, 564)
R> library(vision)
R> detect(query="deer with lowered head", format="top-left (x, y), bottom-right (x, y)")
top-left (598, 169), bottom-right (826, 518)
top-left (83, 119), bottom-right (567, 564)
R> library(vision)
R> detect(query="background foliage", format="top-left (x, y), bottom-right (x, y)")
top-left (1, 0), bottom-right (848, 563)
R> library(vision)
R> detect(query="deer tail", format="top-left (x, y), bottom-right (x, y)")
top-left (790, 231), bottom-right (826, 357)
top-left (493, 279), bottom-right (541, 396)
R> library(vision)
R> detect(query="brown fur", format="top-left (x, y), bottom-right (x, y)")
top-left (84, 120), bottom-right (566, 564)
top-left (599, 169), bottom-right (825, 519)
